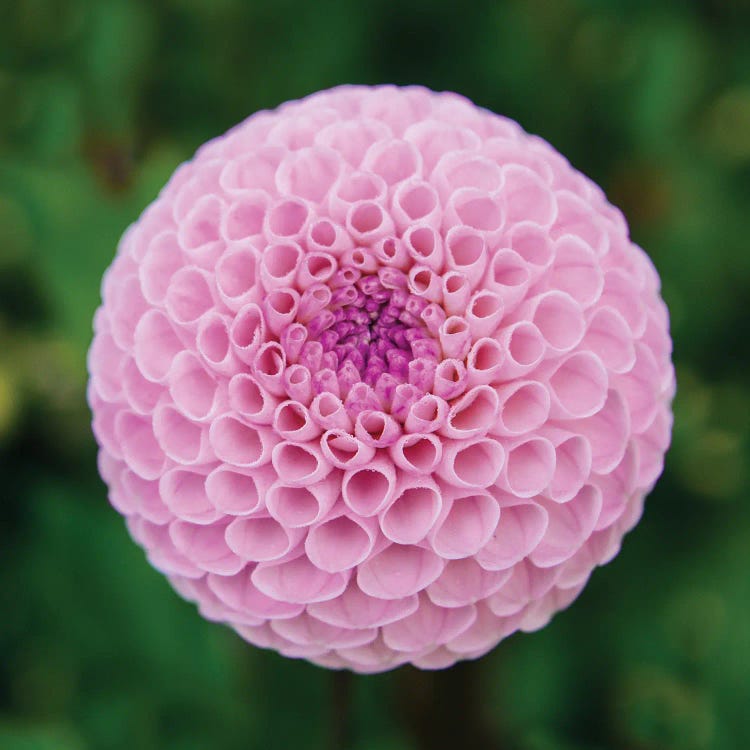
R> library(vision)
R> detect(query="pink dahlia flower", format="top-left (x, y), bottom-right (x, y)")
top-left (88, 84), bottom-right (675, 673)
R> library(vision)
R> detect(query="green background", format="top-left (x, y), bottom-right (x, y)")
top-left (1, 1), bottom-right (749, 748)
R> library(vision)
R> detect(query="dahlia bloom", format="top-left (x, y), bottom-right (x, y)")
top-left (88, 84), bottom-right (674, 673)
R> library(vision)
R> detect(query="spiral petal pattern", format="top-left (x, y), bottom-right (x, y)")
top-left (88, 84), bottom-right (675, 673)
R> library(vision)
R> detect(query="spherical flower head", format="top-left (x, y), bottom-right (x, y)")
top-left (88, 84), bottom-right (675, 673)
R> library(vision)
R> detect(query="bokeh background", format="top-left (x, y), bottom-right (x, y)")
top-left (1, 0), bottom-right (749, 748)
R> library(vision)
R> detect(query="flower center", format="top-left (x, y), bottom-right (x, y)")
top-left (315, 269), bottom-right (438, 387)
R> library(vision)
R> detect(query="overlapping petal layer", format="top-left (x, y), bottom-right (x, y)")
top-left (89, 84), bottom-right (675, 673)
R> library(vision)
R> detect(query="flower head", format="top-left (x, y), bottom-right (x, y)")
top-left (88, 85), bottom-right (675, 673)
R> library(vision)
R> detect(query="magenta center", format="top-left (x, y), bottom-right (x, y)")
top-left (316, 272), bottom-right (437, 388)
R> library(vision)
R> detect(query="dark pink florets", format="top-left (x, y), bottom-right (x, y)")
top-left (88, 85), bottom-right (675, 673)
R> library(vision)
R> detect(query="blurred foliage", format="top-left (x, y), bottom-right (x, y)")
top-left (0, 0), bottom-right (749, 748)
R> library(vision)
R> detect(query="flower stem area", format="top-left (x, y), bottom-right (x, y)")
top-left (396, 663), bottom-right (503, 750)
top-left (330, 664), bottom-right (505, 750)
